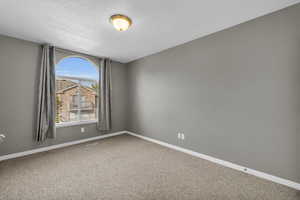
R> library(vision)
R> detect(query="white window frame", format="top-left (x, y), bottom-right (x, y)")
top-left (56, 120), bottom-right (97, 128)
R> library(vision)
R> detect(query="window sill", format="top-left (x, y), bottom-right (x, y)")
top-left (56, 120), bottom-right (97, 128)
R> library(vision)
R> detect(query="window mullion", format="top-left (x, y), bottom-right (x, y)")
top-left (95, 80), bottom-right (98, 120)
top-left (78, 80), bottom-right (81, 121)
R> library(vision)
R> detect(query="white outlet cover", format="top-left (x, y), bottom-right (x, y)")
top-left (0, 134), bottom-right (5, 143)
top-left (181, 134), bottom-right (185, 140)
top-left (81, 128), bottom-right (85, 133)
top-left (178, 133), bottom-right (181, 139)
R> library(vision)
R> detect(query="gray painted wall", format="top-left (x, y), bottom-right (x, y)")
top-left (127, 4), bottom-right (300, 182)
top-left (0, 35), bottom-right (128, 156)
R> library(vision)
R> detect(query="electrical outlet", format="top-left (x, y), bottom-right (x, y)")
top-left (81, 127), bottom-right (85, 133)
top-left (178, 133), bottom-right (185, 140)
top-left (177, 133), bottom-right (182, 140)
top-left (0, 134), bottom-right (6, 143)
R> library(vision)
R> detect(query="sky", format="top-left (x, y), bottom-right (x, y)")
top-left (56, 57), bottom-right (99, 81)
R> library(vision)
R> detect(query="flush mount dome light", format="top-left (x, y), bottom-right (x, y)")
top-left (110, 14), bottom-right (132, 31)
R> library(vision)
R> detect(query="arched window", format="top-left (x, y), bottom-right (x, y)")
top-left (55, 56), bottom-right (99, 126)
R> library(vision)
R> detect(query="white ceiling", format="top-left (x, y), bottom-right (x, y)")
top-left (0, 0), bottom-right (299, 63)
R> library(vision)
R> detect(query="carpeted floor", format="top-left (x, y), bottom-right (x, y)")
top-left (0, 134), bottom-right (299, 200)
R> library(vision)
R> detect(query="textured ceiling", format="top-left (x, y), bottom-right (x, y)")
top-left (0, 0), bottom-right (299, 63)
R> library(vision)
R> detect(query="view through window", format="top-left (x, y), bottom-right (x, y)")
top-left (56, 57), bottom-right (99, 125)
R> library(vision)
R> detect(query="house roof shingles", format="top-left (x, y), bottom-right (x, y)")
top-left (56, 79), bottom-right (77, 92)
top-left (56, 79), bottom-right (98, 94)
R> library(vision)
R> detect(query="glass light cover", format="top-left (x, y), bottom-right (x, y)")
top-left (110, 15), bottom-right (132, 31)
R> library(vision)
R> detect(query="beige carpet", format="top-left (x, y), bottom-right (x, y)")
top-left (0, 134), bottom-right (299, 200)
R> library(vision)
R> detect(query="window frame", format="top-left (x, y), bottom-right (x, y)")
top-left (55, 56), bottom-right (99, 128)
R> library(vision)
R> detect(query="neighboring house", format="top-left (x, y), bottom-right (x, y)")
top-left (56, 79), bottom-right (98, 123)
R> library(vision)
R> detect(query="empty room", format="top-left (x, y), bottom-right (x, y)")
top-left (0, 0), bottom-right (299, 199)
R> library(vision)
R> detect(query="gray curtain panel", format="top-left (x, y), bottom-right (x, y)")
top-left (97, 58), bottom-right (112, 131)
top-left (36, 44), bottom-right (56, 142)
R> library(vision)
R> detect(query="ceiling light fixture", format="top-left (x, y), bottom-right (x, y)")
top-left (110, 14), bottom-right (132, 31)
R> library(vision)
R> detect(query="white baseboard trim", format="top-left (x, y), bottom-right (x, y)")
top-left (0, 131), bottom-right (126, 162)
top-left (126, 131), bottom-right (300, 190)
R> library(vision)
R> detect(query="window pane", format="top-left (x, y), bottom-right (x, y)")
top-left (56, 57), bottom-right (99, 81)
top-left (78, 80), bottom-right (98, 121)
top-left (55, 57), bottom-right (98, 125)
top-left (56, 78), bottom-right (80, 123)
